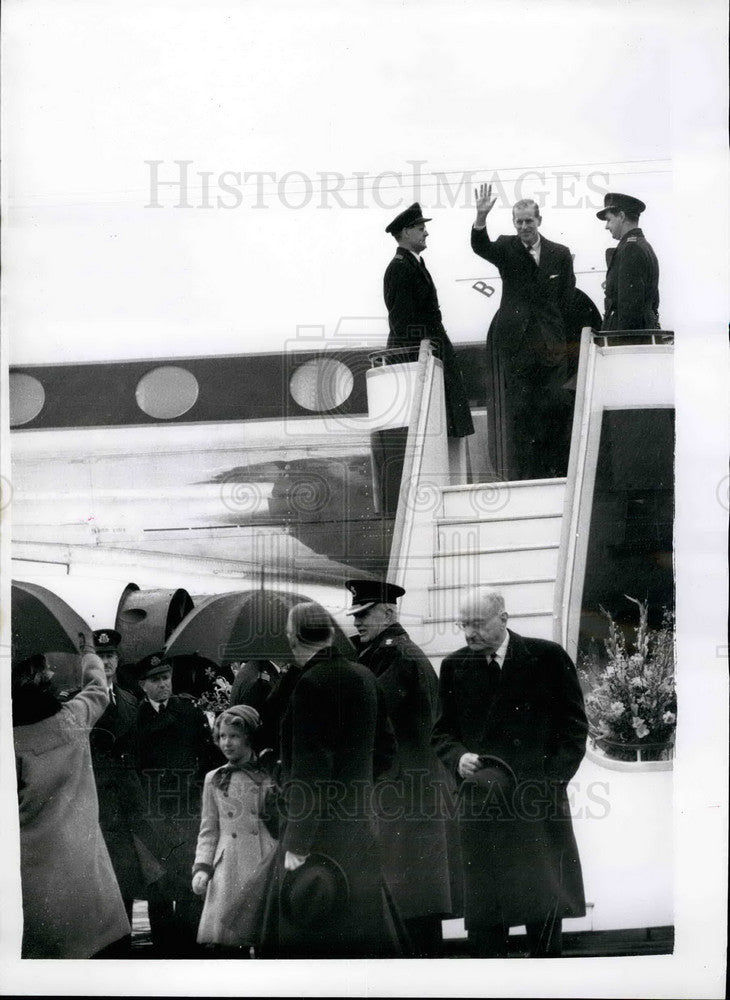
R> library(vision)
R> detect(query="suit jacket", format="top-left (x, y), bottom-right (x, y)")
top-left (470, 226), bottom-right (575, 356)
top-left (602, 227), bottom-right (660, 331)
top-left (384, 247), bottom-right (474, 438)
top-left (432, 629), bottom-right (587, 928)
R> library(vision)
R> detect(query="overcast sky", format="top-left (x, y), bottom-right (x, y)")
top-left (2, 0), bottom-right (707, 365)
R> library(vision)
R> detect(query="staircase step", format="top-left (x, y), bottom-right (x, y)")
top-left (437, 514), bottom-right (563, 552)
top-left (434, 544), bottom-right (559, 586)
top-left (441, 478), bottom-right (566, 519)
top-left (429, 580), bottom-right (556, 620)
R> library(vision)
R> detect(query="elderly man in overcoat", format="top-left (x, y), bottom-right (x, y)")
top-left (259, 601), bottom-right (404, 958)
top-left (134, 652), bottom-right (222, 957)
top-left (384, 202), bottom-right (474, 439)
top-left (471, 183), bottom-right (576, 480)
top-left (432, 587), bottom-right (587, 957)
top-left (345, 579), bottom-right (452, 956)
top-left (596, 192), bottom-right (660, 331)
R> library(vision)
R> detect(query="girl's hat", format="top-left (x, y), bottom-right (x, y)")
top-left (220, 704), bottom-right (261, 730)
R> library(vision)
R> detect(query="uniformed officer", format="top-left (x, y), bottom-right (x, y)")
top-left (89, 629), bottom-right (154, 947)
top-left (383, 203), bottom-right (474, 439)
top-left (346, 579), bottom-right (452, 957)
top-left (597, 192), bottom-right (660, 331)
top-left (134, 652), bottom-right (222, 957)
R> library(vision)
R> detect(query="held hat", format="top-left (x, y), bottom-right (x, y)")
top-left (461, 754), bottom-right (518, 795)
top-left (281, 853), bottom-right (349, 928)
top-left (596, 192), bottom-right (646, 220)
top-left (385, 201), bottom-right (432, 235)
top-left (345, 579), bottom-right (406, 615)
top-left (134, 651), bottom-right (172, 681)
top-left (92, 628), bottom-right (122, 656)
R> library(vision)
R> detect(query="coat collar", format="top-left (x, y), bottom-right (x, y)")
top-left (355, 622), bottom-right (407, 662)
top-left (394, 245), bottom-right (432, 286)
top-left (606, 228), bottom-right (644, 271)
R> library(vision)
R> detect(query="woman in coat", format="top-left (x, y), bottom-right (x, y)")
top-left (13, 650), bottom-right (131, 959)
top-left (192, 705), bottom-right (277, 952)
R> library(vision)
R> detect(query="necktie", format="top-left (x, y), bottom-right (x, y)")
top-left (486, 654), bottom-right (501, 696)
top-left (157, 701), bottom-right (166, 714)
top-left (108, 688), bottom-right (115, 706)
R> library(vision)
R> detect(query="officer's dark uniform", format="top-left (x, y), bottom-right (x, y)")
top-left (597, 193), bottom-right (660, 331)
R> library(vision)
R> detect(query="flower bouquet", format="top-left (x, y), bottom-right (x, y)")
top-left (580, 597), bottom-right (676, 762)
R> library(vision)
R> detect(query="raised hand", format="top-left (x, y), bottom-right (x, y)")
top-left (474, 182), bottom-right (497, 216)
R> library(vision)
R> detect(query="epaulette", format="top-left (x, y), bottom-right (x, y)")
top-left (626, 236), bottom-right (639, 242)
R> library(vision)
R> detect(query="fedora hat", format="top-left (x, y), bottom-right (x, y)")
top-left (281, 853), bottom-right (349, 928)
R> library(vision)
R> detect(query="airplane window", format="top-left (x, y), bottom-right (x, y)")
top-left (9, 373), bottom-right (46, 426)
top-left (135, 365), bottom-right (200, 419)
top-left (289, 358), bottom-right (354, 411)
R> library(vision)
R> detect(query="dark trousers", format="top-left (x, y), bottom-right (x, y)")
top-left (148, 897), bottom-right (203, 958)
top-left (404, 914), bottom-right (444, 958)
top-left (469, 916), bottom-right (563, 958)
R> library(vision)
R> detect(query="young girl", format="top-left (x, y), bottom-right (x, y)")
top-left (192, 704), bottom-right (277, 952)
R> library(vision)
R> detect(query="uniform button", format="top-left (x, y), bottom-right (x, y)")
top-left (228, 812), bottom-right (233, 818)
top-left (513, 738), bottom-right (522, 746)
top-left (231, 832), bottom-right (237, 839)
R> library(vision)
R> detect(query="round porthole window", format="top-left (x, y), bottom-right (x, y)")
top-left (289, 358), bottom-right (354, 412)
top-left (135, 366), bottom-right (199, 420)
top-left (9, 373), bottom-right (46, 426)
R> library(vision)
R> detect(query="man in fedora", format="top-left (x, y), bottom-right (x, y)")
top-left (432, 587), bottom-right (587, 957)
top-left (89, 629), bottom-right (154, 949)
top-left (345, 579), bottom-right (452, 956)
top-left (596, 192), bottom-right (660, 331)
top-left (470, 183), bottom-right (577, 480)
top-left (383, 202), bottom-right (474, 439)
top-left (134, 652), bottom-right (221, 957)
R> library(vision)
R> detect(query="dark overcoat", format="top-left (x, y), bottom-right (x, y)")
top-left (471, 226), bottom-right (576, 479)
top-left (384, 246), bottom-right (474, 438)
top-left (136, 695), bottom-right (222, 899)
top-left (602, 227), bottom-right (660, 331)
top-left (90, 684), bottom-right (156, 899)
top-left (432, 629), bottom-right (587, 931)
top-left (354, 623), bottom-right (453, 920)
top-left (260, 647), bottom-right (405, 957)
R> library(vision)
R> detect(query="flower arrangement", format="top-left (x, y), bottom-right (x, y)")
top-left (580, 597), bottom-right (676, 762)
top-left (194, 666), bottom-right (232, 717)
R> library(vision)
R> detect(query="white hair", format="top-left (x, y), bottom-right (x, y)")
top-left (459, 587), bottom-right (506, 619)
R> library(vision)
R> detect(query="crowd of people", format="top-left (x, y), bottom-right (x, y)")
top-left (12, 578), bottom-right (588, 961)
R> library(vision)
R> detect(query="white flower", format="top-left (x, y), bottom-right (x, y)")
top-left (662, 711), bottom-right (676, 725)
top-left (629, 676), bottom-right (644, 689)
top-left (607, 701), bottom-right (625, 719)
top-left (631, 716), bottom-right (650, 739)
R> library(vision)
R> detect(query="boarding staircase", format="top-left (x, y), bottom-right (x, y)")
top-left (374, 329), bottom-right (674, 666)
